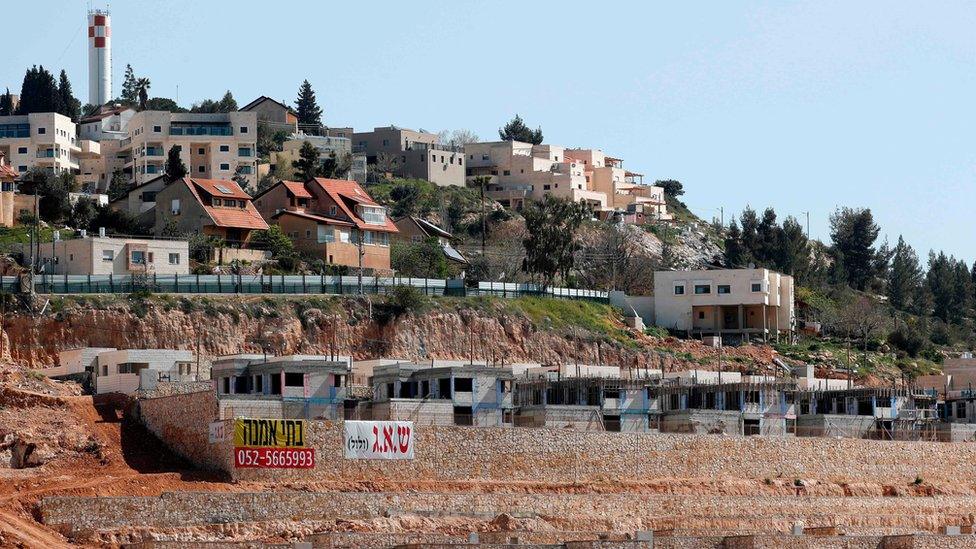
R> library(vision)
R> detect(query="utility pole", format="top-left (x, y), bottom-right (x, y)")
top-left (719, 206), bottom-right (724, 227)
top-left (480, 177), bottom-right (487, 257)
top-left (802, 211), bottom-right (810, 240)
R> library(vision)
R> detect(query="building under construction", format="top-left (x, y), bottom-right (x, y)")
top-left (793, 387), bottom-right (939, 440)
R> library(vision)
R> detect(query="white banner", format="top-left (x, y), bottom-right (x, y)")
top-left (209, 421), bottom-right (228, 444)
top-left (343, 420), bottom-right (415, 460)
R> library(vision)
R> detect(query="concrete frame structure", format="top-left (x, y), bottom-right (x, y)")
top-left (0, 113), bottom-right (101, 179)
top-left (212, 354), bottom-right (352, 420)
top-left (119, 110), bottom-right (258, 189)
top-left (253, 178), bottom-right (397, 271)
top-left (34, 235), bottom-right (189, 276)
top-left (370, 363), bottom-right (515, 427)
top-left (652, 268), bottom-right (795, 342)
top-left (353, 126), bottom-right (465, 187)
top-left (95, 348), bottom-right (195, 395)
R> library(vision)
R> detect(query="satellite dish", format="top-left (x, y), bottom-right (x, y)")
top-left (748, 262), bottom-right (755, 269)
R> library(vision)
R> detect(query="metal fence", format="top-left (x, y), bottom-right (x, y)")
top-left (22, 274), bottom-right (609, 302)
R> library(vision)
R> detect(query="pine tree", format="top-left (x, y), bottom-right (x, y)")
top-left (498, 114), bottom-right (543, 144)
top-left (165, 146), bottom-right (187, 182)
top-left (0, 88), bottom-right (12, 116)
top-left (17, 65), bottom-right (60, 114)
top-left (292, 141), bottom-right (320, 181)
top-left (778, 215), bottom-right (809, 278)
top-left (756, 207), bottom-right (779, 265)
top-left (829, 207), bottom-right (880, 290)
top-left (295, 80), bottom-right (323, 127)
top-left (738, 206), bottom-right (759, 266)
top-left (121, 64), bottom-right (137, 104)
top-left (107, 169), bottom-right (130, 202)
top-left (886, 236), bottom-right (922, 312)
top-left (57, 70), bottom-right (81, 120)
top-left (724, 219), bottom-right (746, 268)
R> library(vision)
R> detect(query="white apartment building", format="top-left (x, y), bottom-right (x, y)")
top-left (119, 110), bottom-right (258, 189)
top-left (94, 349), bottom-right (195, 395)
top-left (652, 268), bottom-right (794, 342)
top-left (0, 112), bottom-right (101, 179)
top-left (78, 105), bottom-right (136, 191)
top-left (35, 234), bottom-right (189, 276)
top-left (464, 140), bottom-right (607, 210)
top-left (564, 148), bottom-right (670, 220)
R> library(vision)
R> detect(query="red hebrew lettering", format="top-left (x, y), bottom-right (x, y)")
top-left (397, 425), bottom-right (411, 453)
top-left (383, 425), bottom-right (394, 453)
top-left (371, 425), bottom-right (381, 452)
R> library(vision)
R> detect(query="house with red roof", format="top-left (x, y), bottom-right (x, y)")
top-left (252, 177), bottom-right (398, 271)
top-left (153, 177), bottom-right (268, 246)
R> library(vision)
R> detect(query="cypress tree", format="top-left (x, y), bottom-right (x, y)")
top-left (58, 70), bottom-right (81, 120)
top-left (165, 145), bottom-right (187, 182)
top-left (886, 236), bottom-right (922, 311)
top-left (724, 219), bottom-right (745, 268)
top-left (292, 141), bottom-right (320, 181)
top-left (295, 80), bottom-right (323, 127)
top-left (0, 88), bottom-right (12, 116)
top-left (121, 64), bottom-right (137, 104)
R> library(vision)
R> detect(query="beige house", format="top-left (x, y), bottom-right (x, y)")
top-left (78, 104), bottom-right (136, 191)
top-left (0, 112), bottom-right (101, 179)
top-left (239, 96), bottom-right (298, 134)
top-left (564, 148), bottom-right (670, 220)
top-left (119, 110), bottom-right (258, 189)
top-left (464, 140), bottom-right (608, 210)
top-left (108, 174), bottom-right (168, 224)
top-left (653, 268), bottom-right (794, 341)
top-left (35, 234), bottom-right (189, 275)
top-left (353, 126), bottom-right (464, 187)
top-left (272, 134), bottom-right (352, 171)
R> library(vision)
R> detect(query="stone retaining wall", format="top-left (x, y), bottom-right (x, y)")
top-left (138, 391), bottom-right (976, 485)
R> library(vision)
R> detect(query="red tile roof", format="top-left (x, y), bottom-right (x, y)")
top-left (0, 154), bottom-right (17, 180)
top-left (180, 178), bottom-right (269, 231)
top-left (282, 180), bottom-right (312, 199)
top-left (308, 178), bottom-right (398, 233)
top-left (271, 209), bottom-right (354, 227)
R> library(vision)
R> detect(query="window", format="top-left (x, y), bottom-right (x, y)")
top-left (751, 282), bottom-right (762, 292)
top-left (141, 191), bottom-right (157, 202)
top-left (213, 198), bottom-right (222, 207)
top-left (102, 249), bottom-right (114, 261)
top-left (454, 378), bottom-right (473, 392)
top-left (317, 225), bottom-right (334, 243)
top-left (503, 170), bottom-right (511, 176)
top-left (360, 205), bottom-right (386, 225)
top-left (698, 311), bottom-right (705, 320)
top-left (694, 284), bottom-right (711, 294)
top-left (329, 205), bottom-right (337, 216)
top-left (219, 163), bottom-right (230, 171)
top-left (131, 251), bottom-right (146, 264)
top-left (382, 139), bottom-right (389, 146)
top-left (674, 285), bottom-right (685, 295)
top-left (339, 229), bottom-right (350, 243)
top-left (543, 184), bottom-right (551, 190)
top-left (169, 253), bottom-right (180, 265)
top-left (717, 285), bottom-right (731, 294)
top-left (238, 147), bottom-right (251, 157)
top-left (239, 126), bottom-right (249, 134)
top-left (153, 125), bottom-right (161, 132)
top-left (197, 148), bottom-right (205, 155)
top-left (284, 372), bottom-right (303, 387)
top-left (219, 145), bottom-right (229, 152)
top-left (17, 147), bottom-right (26, 154)
top-left (198, 166), bottom-right (205, 173)
top-left (171, 199), bottom-right (181, 215)
top-left (238, 165), bottom-right (253, 174)
top-left (37, 127), bottom-right (46, 134)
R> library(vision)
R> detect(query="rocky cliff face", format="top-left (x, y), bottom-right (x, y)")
top-left (0, 295), bottom-right (768, 374)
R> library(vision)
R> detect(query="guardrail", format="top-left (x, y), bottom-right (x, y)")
top-left (22, 274), bottom-right (609, 302)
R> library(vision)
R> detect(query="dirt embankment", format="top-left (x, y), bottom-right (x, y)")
top-left (0, 295), bottom-right (775, 373)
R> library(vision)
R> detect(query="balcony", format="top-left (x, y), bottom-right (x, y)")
top-left (144, 147), bottom-right (164, 157)
top-left (169, 124), bottom-right (233, 136)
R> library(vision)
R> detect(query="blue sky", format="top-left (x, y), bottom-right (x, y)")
top-left (4, 1), bottom-right (974, 262)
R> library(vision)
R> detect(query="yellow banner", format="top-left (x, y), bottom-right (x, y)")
top-left (233, 418), bottom-right (307, 448)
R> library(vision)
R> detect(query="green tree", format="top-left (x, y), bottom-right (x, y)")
top-left (31, 170), bottom-right (72, 223)
top-left (0, 88), bottom-right (14, 116)
top-left (107, 169), bottom-right (129, 202)
top-left (165, 145), bottom-right (187, 182)
top-left (251, 225), bottom-right (295, 258)
top-left (926, 252), bottom-right (959, 323)
top-left (320, 151), bottom-right (351, 179)
top-left (778, 215), bottom-right (810, 279)
top-left (17, 65), bottom-right (60, 114)
top-left (57, 70), bottom-right (81, 120)
top-left (738, 206), bottom-right (759, 266)
top-left (190, 90), bottom-right (238, 113)
top-left (292, 141), bottom-right (320, 180)
top-left (69, 197), bottom-right (98, 229)
top-left (144, 97), bottom-right (186, 112)
top-left (724, 219), bottom-right (746, 268)
top-left (295, 80), bottom-right (323, 127)
top-left (829, 207), bottom-right (880, 290)
top-left (521, 196), bottom-right (589, 287)
top-left (756, 207), bottom-right (780, 265)
top-left (656, 179), bottom-right (684, 198)
top-left (232, 166), bottom-right (250, 192)
top-left (257, 122), bottom-right (288, 159)
top-left (498, 114), bottom-right (543, 144)
top-left (391, 238), bottom-right (455, 278)
top-left (120, 64), bottom-right (138, 104)
top-left (135, 78), bottom-right (151, 110)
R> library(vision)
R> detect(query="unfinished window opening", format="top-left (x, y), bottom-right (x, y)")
top-left (453, 406), bottom-right (473, 426)
top-left (438, 378), bottom-right (452, 399)
top-left (233, 375), bottom-right (248, 394)
top-left (454, 377), bottom-right (473, 392)
top-left (744, 419), bottom-right (760, 436)
top-left (604, 415), bottom-right (621, 432)
top-left (270, 374), bottom-right (282, 395)
top-left (284, 372), bottom-right (304, 387)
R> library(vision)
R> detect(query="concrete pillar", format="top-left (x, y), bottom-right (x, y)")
top-left (737, 304), bottom-right (744, 330)
top-left (762, 305), bottom-right (768, 343)
top-left (775, 306), bottom-right (780, 343)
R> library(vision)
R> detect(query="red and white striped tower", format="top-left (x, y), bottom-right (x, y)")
top-left (87, 9), bottom-right (112, 106)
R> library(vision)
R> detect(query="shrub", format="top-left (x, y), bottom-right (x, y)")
top-left (643, 325), bottom-right (670, 339)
